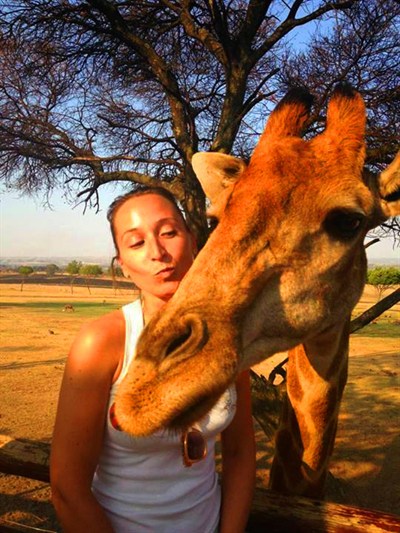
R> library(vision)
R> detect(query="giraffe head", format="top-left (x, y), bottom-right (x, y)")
top-left (115, 84), bottom-right (400, 436)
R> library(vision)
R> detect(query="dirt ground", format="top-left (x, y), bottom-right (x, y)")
top-left (0, 282), bottom-right (399, 530)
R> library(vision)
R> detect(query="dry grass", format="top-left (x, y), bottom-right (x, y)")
top-left (0, 283), bottom-right (399, 529)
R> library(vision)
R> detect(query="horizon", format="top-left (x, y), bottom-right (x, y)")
top-left (1, 187), bottom-right (399, 268)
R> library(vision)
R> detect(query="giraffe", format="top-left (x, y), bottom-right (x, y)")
top-left (114, 84), bottom-right (400, 498)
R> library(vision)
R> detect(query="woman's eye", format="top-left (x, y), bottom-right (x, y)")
top-left (129, 240), bottom-right (144, 248)
top-left (161, 230), bottom-right (177, 238)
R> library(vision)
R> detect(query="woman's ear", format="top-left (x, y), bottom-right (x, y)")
top-left (118, 258), bottom-right (130, 278)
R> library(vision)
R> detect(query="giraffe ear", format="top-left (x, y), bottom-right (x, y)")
top-left (192, 152), bottom-right (247, 207)
top-left (378, 151), bottom-right (400, 218)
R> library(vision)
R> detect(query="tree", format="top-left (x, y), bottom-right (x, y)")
top-left (1, 0), bottom-right (399, 248)
top-left (79, 264), bottom-right (103, 276)
top-left (18, 265), bottom-right (33, 276)
top-left (79, 263), bottom-right (103, 294)
top-left (65, 260), bottom-right (82, 276)
top-left (367, 266), bottom-right (400, 300)
top-left (65, 260), bottom-right (81, 293)
top-left (45, 263), bottom-right (59, 276)
top-left (18, 265), bottom-right (33, 291)
top-left (108, 264), bottom-right (123, 278)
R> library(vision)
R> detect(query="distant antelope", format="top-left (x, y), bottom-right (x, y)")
top-left (63, 304), bottom-right (75, 312)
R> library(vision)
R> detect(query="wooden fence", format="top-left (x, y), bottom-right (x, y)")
top-left (1, 434), bottom-right (399, 532)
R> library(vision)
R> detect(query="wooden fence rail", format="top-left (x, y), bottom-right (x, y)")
top-left (1, 434), bottom-right (399, 532)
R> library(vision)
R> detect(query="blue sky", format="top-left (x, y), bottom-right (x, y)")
top-left (0, 186), bottom-right (398, 264)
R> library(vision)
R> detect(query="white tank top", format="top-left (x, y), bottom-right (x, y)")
top-left (92, 299), bottom-right (237, 532)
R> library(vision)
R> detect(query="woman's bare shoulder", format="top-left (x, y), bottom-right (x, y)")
top-left (78, 308), bottom-right (125, 344)
top-left (67, 309), bottom-right (126, 375)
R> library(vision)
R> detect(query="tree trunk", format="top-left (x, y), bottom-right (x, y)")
top-left (86, 280), bottom-right (92, 294)
top-left (182, 165), bottom-right (209, 250)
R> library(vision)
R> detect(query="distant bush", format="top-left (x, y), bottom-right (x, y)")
top-left (79, 264), bottom-right (103, 276)
top-left (65, 260), bottom-right (82, 275)
top-left (45, 264), bottom-right (60, 275)
top-left (18, 265), bottom-right (34, 291)
top-left (18, 265), bottom-right (34, 276)
top-left (367, 266), bottom-right (400, 300)
top-left (107, 264), bottom-right (123, 278)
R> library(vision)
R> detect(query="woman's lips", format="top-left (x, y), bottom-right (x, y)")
top-left (155, 267), bottom-right (175, 278)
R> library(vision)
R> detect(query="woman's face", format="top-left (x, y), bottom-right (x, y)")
top-left (114, 194), bottom-right (196, 301)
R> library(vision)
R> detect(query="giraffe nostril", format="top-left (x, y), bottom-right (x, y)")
top-left (165, 326), bottom-right (192, 357)
top-left (162, 314), bottom-right (209, 361)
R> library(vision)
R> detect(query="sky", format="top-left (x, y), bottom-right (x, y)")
top-left (0, 186), bottom-right (399, 265)
top-left (0, 186), bottom-right (122, 261)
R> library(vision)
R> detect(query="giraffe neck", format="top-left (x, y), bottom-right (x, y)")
top-left (269, 321), bottom-right (349, 498)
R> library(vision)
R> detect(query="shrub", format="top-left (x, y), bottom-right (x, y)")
top-left (65, 260), bottom-right (82, 275)
top-left (79, 264), bottom-right (103, 276)
top-left (45, 264), bottom-right (60, 275)
top-left (18, 265), bottom-right (34, 276)
top-left (367, 266), bottom-right (400, 300)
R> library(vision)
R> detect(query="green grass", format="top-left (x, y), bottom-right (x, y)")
top-left (0, 301), bottom-right (124, 318)
top-left (1, 301), bottom-right (399, 335)
top-left (352, 321), bottom-right (400, 338)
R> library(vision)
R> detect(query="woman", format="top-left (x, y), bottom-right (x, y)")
top-left (50, 186), bottom-right (255, 533)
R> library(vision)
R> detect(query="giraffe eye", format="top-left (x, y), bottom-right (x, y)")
top-left (324, 209), bottom-right (366, 241)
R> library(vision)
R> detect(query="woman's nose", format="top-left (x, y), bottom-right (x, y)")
top-left (148, 238), bottom-right (168, 261)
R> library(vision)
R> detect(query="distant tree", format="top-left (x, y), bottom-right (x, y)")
top-left (78, 263), bottom-right (103, 294)
top-left (367, 266), bottom-right (400, 300)
top-left (79, 264), bottom-right (103, 276)
top-left (18, 265), bottom-right (33, 291)
top-left (45, 263), bottom-right (60, 276)
top-left (18, 265), bottom-right (33, 276)
top-left (65, 260), bottom-right (82, 294)
top-left (107, 264), bottom-right (123, 278)
top-left (65, 260), bottom-right (82, 276)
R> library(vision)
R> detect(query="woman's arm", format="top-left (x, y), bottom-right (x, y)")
top-left (219, 370), bottom-right (256, 533)
top-left (50, 312), bottom-right (124, 533)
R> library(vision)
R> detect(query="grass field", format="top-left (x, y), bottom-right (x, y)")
top-left (0, 300), bottom-right (123, 316)
top-left (0, 282), bottom-right (399, 529)
top-left (352, 321), bottom-right (399, 337)
top-left (1, 300), bottom-right (398, 332)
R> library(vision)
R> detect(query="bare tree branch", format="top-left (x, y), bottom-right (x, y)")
top-left (350, 289), bottom-right (400, 333)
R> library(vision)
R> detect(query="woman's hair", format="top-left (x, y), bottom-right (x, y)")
top-left (107, 185), bottom-right (188, 260)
